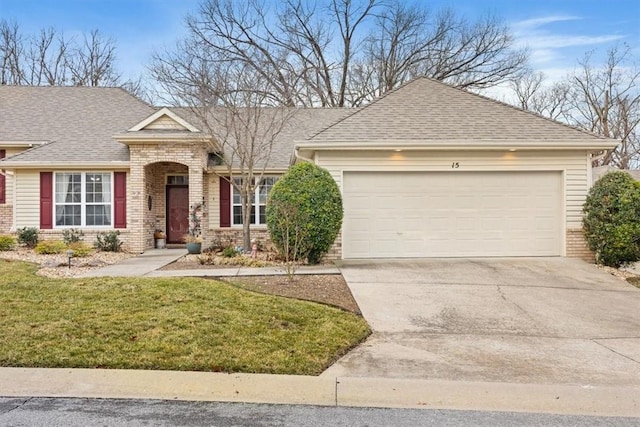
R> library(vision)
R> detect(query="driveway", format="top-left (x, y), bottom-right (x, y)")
top-left (323, 258), bottom-right (640, 386)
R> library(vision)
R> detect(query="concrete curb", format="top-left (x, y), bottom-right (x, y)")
top-left (1, 368), bottom-right (638, 417)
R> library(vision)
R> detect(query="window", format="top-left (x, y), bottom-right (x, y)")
top-left (55, 172), bottom-right (112, 227)
top-left (231, 176), bottom-right (277, 226)
top-left (167, 175), bottom-right (189, 185)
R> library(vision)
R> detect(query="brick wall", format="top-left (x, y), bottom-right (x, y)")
top-left (566, 228), bottom-right (594, 262)
top-left (128, 142), bottom-right (207, 253)
top-left (0, 204), bottom-right (12, 233)
top-left (206, 228), bottom-right (274, 252)
top-left (323, 231), bottom-right (342, 261)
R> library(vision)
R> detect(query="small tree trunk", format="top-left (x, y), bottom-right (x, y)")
top-left (241, 191), bottom-right (252, 252)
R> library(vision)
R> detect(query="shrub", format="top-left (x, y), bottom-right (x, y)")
top-left (221, 246), bottom-right (240, 258)
top-left (62, 228), bottom-right (84, 244)
top-left (34, 240), bottom-right (67, 255)
top-left (16, 227), bottom-right (39, 248)
top-left (67, 241), bottom-right (93, 257)
top-left (583, 171), bottom-right (640, 267)
top-left (267, 162), bottom-right (343, 264)
top-left (0, 235), bottom-right (16, 251)
top-left (94, 231), bottom-right (122, 252)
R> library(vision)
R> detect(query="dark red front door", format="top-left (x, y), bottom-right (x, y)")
top-left (167, 186), bottom-right (189, 243)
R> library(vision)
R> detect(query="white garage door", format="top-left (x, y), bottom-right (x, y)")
top-left (342, 171), bottom-right (562, 258)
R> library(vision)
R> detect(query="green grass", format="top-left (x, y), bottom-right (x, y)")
top-left (0, 260), bottom-right (370, 375)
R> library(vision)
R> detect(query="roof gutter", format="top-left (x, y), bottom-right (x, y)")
top-left (114, 133), bottom-right (213, 144)
top-left (0, 141), bottom-right (49, 148)
top-left (295, 139), bottom-right (619, 152)
top-left (0, 161), bottom-right (130, 169)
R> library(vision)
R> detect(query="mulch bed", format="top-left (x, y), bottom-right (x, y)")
top-left (219, 274), bottom-right (361, 314)
top-left (160, 254), bottom-right (361, 314)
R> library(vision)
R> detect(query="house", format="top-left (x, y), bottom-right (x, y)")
top-left (0, 86), bottom-right (349, 253)
top-left (0, 78), bottom-right (617, 259)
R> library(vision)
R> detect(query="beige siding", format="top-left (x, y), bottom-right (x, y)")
top-left (144, 115), bottom-right (187, 130)
top-left (316, 149), bottom-right (591, 256)
top-left (4, 148), bottom-right (28, 205)
top-left (14, 171), bottom-right (40, 228)
top-left (208, 174), bottom-right (220, 229)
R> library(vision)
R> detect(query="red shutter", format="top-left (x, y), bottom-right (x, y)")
top-left (0, 150), bottom-right (5, 204)
top-left (40, 172), bottom-right (53, 229)
top-left (114, 172), bottom-right (126, 229)
top-left (219, 177), bottom-right (231, 227)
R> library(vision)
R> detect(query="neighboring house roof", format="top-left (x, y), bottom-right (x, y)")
top-left (303, 77), bottom-right (617, 150)
top-left (0, 86), bottom-right (155, 166)
top-left (172, 107), bottom-right (353, 169)
top-left (593, 166), bottom-right (640, 181)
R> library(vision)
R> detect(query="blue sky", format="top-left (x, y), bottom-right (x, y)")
top-left (1, 0), bottom-right (639, 86)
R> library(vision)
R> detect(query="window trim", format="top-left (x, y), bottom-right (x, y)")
top-left (53, 171), bottom-right (114, 228)
top-left (230, 176), bottom-right (277, 227)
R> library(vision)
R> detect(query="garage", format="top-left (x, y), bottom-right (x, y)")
top-left (295, 77), bottom-right (618, 260)
top-left (342, 171), bottom-right (562, 258)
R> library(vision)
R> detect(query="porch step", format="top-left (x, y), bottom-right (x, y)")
top-left (165, 244), bottom-right (186, 249)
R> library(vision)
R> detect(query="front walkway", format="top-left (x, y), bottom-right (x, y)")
top-left (78, 249), bottom-right (187, 277)
top-left (79, 249), bottom-right (340, 278)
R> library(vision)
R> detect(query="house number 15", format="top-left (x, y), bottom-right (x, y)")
top-left (451, 162), bottom-right (460, 168)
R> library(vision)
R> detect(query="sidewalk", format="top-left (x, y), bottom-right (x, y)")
top-left (1, 367), bottom-right (638, 417)
top-left (78, 249), bottom-right (187, 277)
top-left (79, 249), bottom-right (341, 278)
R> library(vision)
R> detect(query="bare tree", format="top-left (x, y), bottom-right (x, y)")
top-left (357, 3), bottom-right (528, 100)
top-left (507, 45), bottom-right (639, 168)
top-left (0, 20), bottom-right (24, 85)
top-left (568, 45), bottom-right (640, 168)
top-left (67, 30), bottom-right (120, 86)
top-left (267, 198), bottom-right (310, 279)
top-left (0, 20), bottom-right (124, 87)
top-left (153, 57), bottom-right (295, 250)
top-left (159, 0), bottom-right (527, 108)
top-left (509, 69), bottom-right (570, 120)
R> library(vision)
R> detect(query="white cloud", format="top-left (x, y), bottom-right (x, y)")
top-left (524, 34), bottom-right (625, 50)
top-left (511, 14), bottom-right (627, 67)
top-left (512, 15), bottom-right (581, 31)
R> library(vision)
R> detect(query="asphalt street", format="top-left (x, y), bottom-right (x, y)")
top-left (1, 397), bottom-right (638, 427)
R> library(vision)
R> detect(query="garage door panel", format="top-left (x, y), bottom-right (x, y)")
top-left (343, 171), bottom-right (562, 258)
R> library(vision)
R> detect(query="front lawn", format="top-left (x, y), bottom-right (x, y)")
top-left (0, 260), bottom-right (369, 375)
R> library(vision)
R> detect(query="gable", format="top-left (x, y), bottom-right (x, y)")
top-left (142, 115), bottom-right (190, 131)
top-left (128, 107), bottom-right (200, 132)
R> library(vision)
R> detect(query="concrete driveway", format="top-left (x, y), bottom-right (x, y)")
top-left (323, 258), bottom-right (640, 386)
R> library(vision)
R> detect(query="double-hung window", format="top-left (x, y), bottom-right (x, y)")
top-left (231, 176), bottom-right (277, 226)
top-left (55, 172), bottom-right (112, 227)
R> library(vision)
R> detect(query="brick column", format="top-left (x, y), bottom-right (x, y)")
top-left (189, 165), bottom-right (204, 238)
top-left (127, 148), bottom-right (146, 253)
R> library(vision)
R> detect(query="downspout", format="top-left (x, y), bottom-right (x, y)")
top-left (590, 151), bottom-right (608, 165)
top-left (293, 145), bottom-right (314, 164)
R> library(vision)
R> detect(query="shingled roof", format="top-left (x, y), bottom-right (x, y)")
top-left (171, 107), bottom-right (353, 169)
top-left (0, 86), bottom-right (155, 165)
top-left (306, 77), bottom-right (611, 147)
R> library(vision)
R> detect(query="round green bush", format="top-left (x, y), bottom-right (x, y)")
top-left (583, 171), bottom-right (640, 267)
top-left (266, 162), bottom-right (343, 264)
